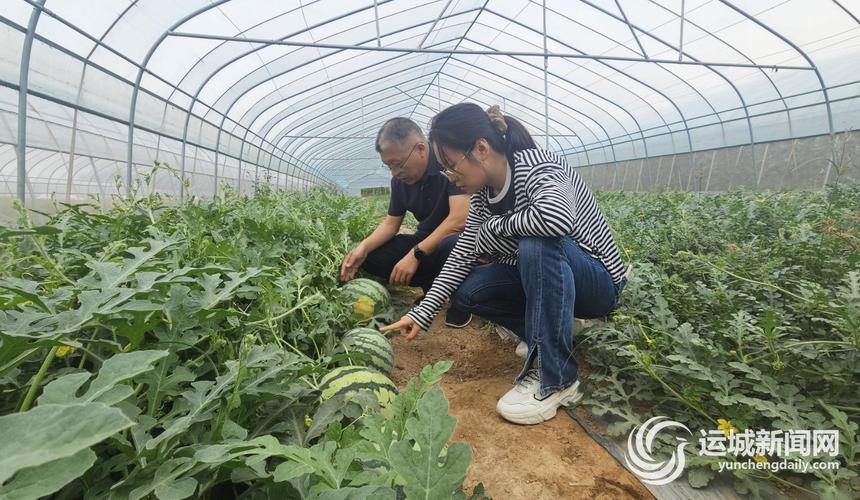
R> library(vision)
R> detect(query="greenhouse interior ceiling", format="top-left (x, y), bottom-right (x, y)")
top-left (1, 0), bottom-right (859, 201)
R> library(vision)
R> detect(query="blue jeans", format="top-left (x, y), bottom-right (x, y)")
top-left (451, 237), bottom-right (627, 396)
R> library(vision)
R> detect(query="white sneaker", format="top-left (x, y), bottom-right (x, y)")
top-left (515, 341), bottom-right (528, 358)
top-left (496, 370), bottom-right (583, 425)
top-left (495, 325), bottom-right (518, 343)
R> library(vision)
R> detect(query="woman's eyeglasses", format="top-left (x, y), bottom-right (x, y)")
top-left (440, 146), bottom-right (473, 180)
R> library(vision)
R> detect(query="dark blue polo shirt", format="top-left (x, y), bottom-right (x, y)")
top-left (388, 144), bottom-right (464, 239)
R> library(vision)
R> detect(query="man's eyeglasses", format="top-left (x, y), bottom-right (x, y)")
top-left (439, 146), bottom-right (473, 180)
top-left (383, 142), bottom-right (421, 172)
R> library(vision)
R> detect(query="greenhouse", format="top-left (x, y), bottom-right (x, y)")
top-left (0, 1), bottom-right (858, 499)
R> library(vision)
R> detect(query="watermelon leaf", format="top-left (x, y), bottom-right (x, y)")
top-left (388, 386), bottom-right (472, 500)
top-left (38, 350), bottom-right (168, 406)
top-left (0, 448), bottom-right (96, 499)
top-left (0, 403), bottom-right (134, 484)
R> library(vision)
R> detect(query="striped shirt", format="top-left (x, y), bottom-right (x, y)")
top-left (407, 148), bottom-right (626, 330)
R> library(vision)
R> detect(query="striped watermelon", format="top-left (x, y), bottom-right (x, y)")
top-left (341, 278), bottom-right (390, 321)
top-left (318, 365), bottom-right (398, 411)
top-left (340, 328), bottom-right (394, 374)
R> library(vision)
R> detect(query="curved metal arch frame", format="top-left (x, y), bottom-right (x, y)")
top-left (12, 0), bottom-right (850, 199)
top-left (468, 9), bottom-right (687, 154)
top-left (234, 50), bottom-right (611, 173)
top-left (10, 0), bottom-right (757, 193)
top-left (175, 1), bottom-right (412, 199)
top-left (270, 76), bottom-right (444, 155)
top-left (271, 50), bottom-right (619, 165)
top-left (574, 0), bottom-right (830, 179)
top-left (555, 0), bottom-right (752, 167)
top-left (244, 51), bottom-right (457, 147)
top-left (10, 1), bottom-right (326, 197)
top-left (254, 56), bottom-right (578, 161)
top-left (563, 0), bottom-right (836, 177)
top-left (272, 71), bottom-right (584, 171)
top-left (286, 65), bottom-right (596, 174)
top-left (15, 0), bottom-right (44, 204)
top-left (224, 5), bottom-right (489, 189)
top-left (641, 0), bottom-right (793, 138)
top-left (218, 52), bottom-right (466, 193)
top-left (560, 76), bottom-right (860, 156)
top-left (501, 4), bottom-right (706, 160)
top-left (127, 0), bottom-right (231, 195)
top-left (565, 88), bottom-right (857, 164)
top-left (458, 32), bottom-right (652, 157)
top-left (85, 0), bottom-right (330, 196)
top-left (716, 0), bottom-right (836, 188)
top-left (403, 0), bottom-right (488, 137)
top-left (468, 8), bottom-right (683, 158)
top-left (307, 82), bottom-right (576, 178)
top-left (247, 3), bottom-right (718, 182)
top-left (518, 3), bottom-right (715, 152)
top-left (175, 1), bottom-right (648, 190)
top-left (299, 76), bottom-right (581, 177)
top-left (235, 9), bottom-right (665, 175)
top-left (227, 49), bottom-right (455, 190)
top-left (204, 11), bottom-right (488, 196)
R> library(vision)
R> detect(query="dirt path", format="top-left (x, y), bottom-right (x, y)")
top-left (387, 289), bottom-right (653, 500)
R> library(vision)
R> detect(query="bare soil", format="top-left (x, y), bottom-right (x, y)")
top-left (387, 288), bottom-right (654, 500)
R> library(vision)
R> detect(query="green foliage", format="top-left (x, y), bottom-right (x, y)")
top-left (0, 189), bottom-right (476, 498)
top-left (581, 184), bottom-right (860, 498)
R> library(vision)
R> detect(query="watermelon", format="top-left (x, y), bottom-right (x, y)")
top-left (340, 328), bottom-right (394, 374)
top-left (341, 278), bottom-right (390, 321)
top-left (318, 365), bottom-right (398, 411)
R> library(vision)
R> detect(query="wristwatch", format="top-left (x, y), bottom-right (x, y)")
top-left (412, 245), bottom-right (428, 261)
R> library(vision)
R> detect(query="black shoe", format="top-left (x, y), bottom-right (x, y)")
top-left (444, 308), bottom-right (472, 328)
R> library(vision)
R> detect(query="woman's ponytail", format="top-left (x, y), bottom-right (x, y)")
top-left (502, 114), bottom-right (536, 157)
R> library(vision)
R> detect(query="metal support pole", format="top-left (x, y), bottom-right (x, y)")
top-left (679, 0), bottom-right (685, 62)
top-left (17, 0), bottom-right (46, 204)
top-left (213, 146), bottom-right (219, 197)
top-left (542, 0), bottom-right (550, 149)
top-left (128, 2), bottom-right (229, 197)
top-left (66, 107), bottom-right (78, 203)
top-left (373, 0), bottom-right (381, 47)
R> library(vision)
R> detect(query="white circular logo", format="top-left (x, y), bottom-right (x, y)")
top-left (625, 416), bottom-right (692, 485)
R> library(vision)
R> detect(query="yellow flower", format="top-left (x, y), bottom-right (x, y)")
top-left (304, 415), bottom-right (312, 428)
top-left (56, 345), bottom-right (77, 358)
top-left (754, 454), bottom-right (768, 464)
top-left (717, 418), bottom-right (739, 438)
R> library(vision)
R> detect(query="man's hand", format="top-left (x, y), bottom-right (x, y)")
top-left (340, 244), bottom-right (368, 281)
top-left (381, 316), bottom-right (421, 341)
top-left (389, 251), bottom-right (419, 286)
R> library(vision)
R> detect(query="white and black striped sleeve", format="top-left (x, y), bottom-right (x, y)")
top-left (406, 194), bottom-right (486, 330)
top-left (484, 159), bottom-right (575, 238)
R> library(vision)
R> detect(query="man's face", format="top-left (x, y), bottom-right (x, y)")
top-left (379, 139), bottom-right (428, 185)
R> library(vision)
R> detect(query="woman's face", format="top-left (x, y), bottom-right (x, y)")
top-left (434, 140), bottom-right (490, 194)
